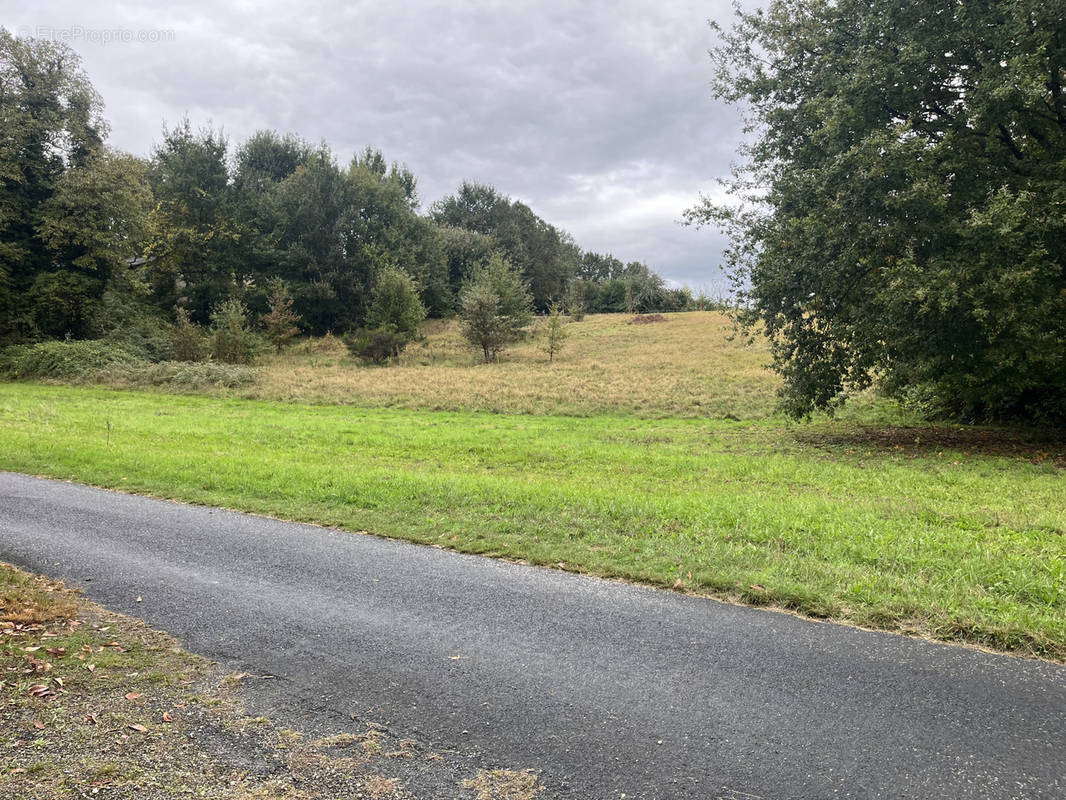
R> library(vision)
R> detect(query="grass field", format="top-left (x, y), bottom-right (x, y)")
top-left (115, 312), bottom-right (786, 419)
top-left (1, 324), bottom-right (1063, 661)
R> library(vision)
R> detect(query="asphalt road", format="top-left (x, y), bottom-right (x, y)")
top-left (1, 472), bottom-right (1063, 799)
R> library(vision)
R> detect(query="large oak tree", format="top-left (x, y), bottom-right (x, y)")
top-left (688, 0), bottom-right (1066, 422)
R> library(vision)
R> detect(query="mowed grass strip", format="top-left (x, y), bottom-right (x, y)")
top-left (0, 383), bottom-right (1063, 660)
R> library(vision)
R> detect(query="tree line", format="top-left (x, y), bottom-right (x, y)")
top-left (0, 30), bottom-right (696, 355)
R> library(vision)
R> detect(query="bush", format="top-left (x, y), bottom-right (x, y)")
top-left (0, 340), bottom-right (145, 380)
top-left (343, 326), bottom-right (411, 365)
top-left (170, 307), bottom-right (207, 361)
top-left (209, 299), bottom-right (264, 365)
top-left (106, 317), bottom-right (174, 363)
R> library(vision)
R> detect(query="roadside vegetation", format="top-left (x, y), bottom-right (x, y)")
top-left (0, 562), bottom-right (545, 798)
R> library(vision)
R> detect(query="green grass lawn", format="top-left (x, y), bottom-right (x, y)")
top-left (1, 383), bottom-right (1062, 660)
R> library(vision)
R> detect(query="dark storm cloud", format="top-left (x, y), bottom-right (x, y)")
top-left (9, 0), bottom-right (748, 289)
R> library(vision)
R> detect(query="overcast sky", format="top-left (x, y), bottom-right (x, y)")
top-left (7, 1), bottom-right (750, 290)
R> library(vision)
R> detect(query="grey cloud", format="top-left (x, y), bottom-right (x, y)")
top-left (12, 0), bottom-right (748, 287)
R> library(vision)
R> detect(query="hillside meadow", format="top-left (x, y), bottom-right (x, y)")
top-left (0, 312), bottom-right (1063, 660)
top-left (113, 312), bottom-right (783, 418)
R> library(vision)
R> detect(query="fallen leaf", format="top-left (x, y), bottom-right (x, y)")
top-left (22, 646), bottom-right (40, 653)
top-left (672, 578), bottom-right (682, 589)
top-left (162, 712), bottom-right (174, 722)
top-left (86, 664), bottom-right (96, 673)
top-left (749, 584), bottom-right (766, 592)
top-left (33, 721), bottom-right (45, 730)
top-left (124, 692), bottom-right (143, 701)
top-left (45, 648), bottom-right (65, 656)
top-left (9, 768), bottom-right (25, 775)
top-left (85, 713), bottom-right (99, 725)
top-left (127, 723), bottom-right (147, 733)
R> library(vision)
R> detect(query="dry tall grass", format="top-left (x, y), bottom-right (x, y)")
top-left (250, 312), bottom-right (777, 418)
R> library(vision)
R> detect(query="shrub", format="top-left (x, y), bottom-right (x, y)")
top-left (169, 307), bottom-right (206, 362)
top-left (343, 326), bottom-right (411, 365)
top-left (0, 340), bottom-right (145, 380)
top-left (209, 299), bottom-right (263, 365)
top-left (106, 316), bottom-right (174, 363)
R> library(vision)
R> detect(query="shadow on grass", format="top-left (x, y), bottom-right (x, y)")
top-left (795, 424), bottom-right (1066, 467)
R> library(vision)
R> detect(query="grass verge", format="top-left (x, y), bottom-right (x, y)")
top-left (0, 383), bottom-right (1062, 661)
top-left (0, 562), bottom-right (545, 799)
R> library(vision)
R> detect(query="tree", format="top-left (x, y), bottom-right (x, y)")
top-left (0, 30), bottom-right (107, 340)
top-left (267, 145), bottom-right (355, 333)
top-left (432, 182), bottom-right (580, 309)
top-left (145, 120), bottom-right (241, 322)
top-left (578, 252), bottom-right (623, 283)
top-left (365, 266), bottom-right (426, 341)
top-left (459, 255), bottom-right (533, 363)
top-left (261, 278), bottom-right (300, 353)
top-left (209, 298), bottom-right (261, 364)
top-left (35, 149), bottom-right (153, 337)
top-left (345, 266), bottom-right (426, 364)
top-left (541, 303), bottom-right (568, 362)
top-left (687, 0), bottom-right (1066, 422)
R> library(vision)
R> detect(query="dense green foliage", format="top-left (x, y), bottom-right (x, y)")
top-left (209, 299), bottom-right (263, 365)
top-left (260, 278), bottom-right (301, 354)
top-left (459, 255), bottom-right (534, 362)
top-left (365, 266), bottom-right (427, 342)
top-left (689, 0), bottom-right (1066, 422)
top-left (344, 267), bottom-right (427, 363)
top-left (0, 339), bottom-right (142, 379)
